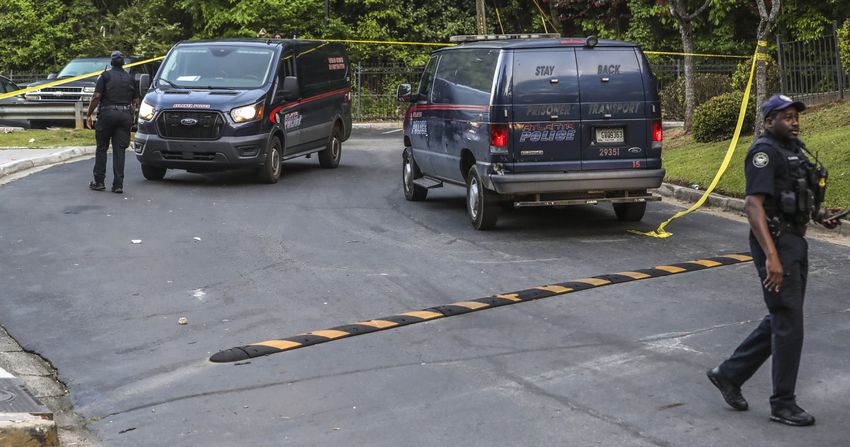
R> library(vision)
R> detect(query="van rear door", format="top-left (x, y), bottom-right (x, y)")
top-left (510, 48), bottom-right (581, 173)
top-left (576, 47), bottom-right (647, 171)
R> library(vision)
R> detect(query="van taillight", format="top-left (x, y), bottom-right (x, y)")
top-left (652, 120), bottom-right (663, 142)
top-left (490, 124), bottom-right (508, 153)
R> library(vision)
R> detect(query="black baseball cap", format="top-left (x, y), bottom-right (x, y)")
top-left (762, 94), bottom-right (805, 119)
top-left (111, 50), bottom-right (125, 66)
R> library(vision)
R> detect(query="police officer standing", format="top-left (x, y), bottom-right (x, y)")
top-left (707, 95), bottom-right (842, 426)
top-left (86, 50), bottom-right (139, 194)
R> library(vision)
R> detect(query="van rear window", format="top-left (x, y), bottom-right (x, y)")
top-left (576, 48), bottom-right (644, 102)
top-left (511, 49), bottom-right (579, 105)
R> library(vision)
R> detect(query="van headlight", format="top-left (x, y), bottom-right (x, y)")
top-left (230, 101), bottom-right (264, 123)
top-left (138, 101), bottom-right (156, 121)
top-left (83, 87), bottom-right (96, 93)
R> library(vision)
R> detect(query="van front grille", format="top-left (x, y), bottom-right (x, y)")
top-left (156, 111), bottom-right (223, 140)
top-left (160, 151), bottom-right (218, 161)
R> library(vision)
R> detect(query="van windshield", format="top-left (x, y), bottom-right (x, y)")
top-left (58, 59), bottom-right (112, 78)
top-left (157, 46), bottom-right (276, 89)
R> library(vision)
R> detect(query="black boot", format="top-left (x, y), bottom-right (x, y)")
top-left (707, 367), bottom-right (748, 411)
top-left (89, 180), bottom-right (105, 191)
top-left (771, 404), bottom-right (815, 426)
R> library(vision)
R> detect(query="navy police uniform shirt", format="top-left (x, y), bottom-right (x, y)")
top-left (744, 131), bottom-right (807, 199)
top-left (94, 66), bottom-right (138, 107)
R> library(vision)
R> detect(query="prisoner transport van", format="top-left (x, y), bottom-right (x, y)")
top-left (397, 34), bottom-right (664, 230)
top-left (134, 39), bottom-right (352, 183)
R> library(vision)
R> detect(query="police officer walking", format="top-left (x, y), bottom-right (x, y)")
top-left (86, 50), bottom-right (139, 194)
top-left (707, 95), bottom-right (842, 426)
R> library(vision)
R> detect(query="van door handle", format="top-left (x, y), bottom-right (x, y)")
top-left (549, 78), bottom-right (559, 84)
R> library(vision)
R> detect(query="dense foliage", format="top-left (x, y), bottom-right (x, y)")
top-left (660, 73), bottom-right (733, 120)
top-left (1, 0), bottom-right (848, 73)
top-left (692, 91), bottom-right (756, 142)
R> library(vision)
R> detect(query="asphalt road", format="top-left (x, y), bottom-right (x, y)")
top-left (1, 129), bottom-right (849, 446)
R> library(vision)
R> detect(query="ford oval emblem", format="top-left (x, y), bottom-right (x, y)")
top-left (180, 118), bottom-right (198, 126)
top-left (628, 146), bottom-right (642, 154)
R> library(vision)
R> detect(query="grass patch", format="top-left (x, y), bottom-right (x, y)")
top-left (663, 99), bottom-right (850, 208)
top-left (0, 129), bottom-right (96, 148)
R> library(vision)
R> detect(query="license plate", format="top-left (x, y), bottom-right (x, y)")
top-left (595, 127), bottom-right (624, 143)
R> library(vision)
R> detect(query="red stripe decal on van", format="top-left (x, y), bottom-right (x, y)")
top-left (409, 104), bottom-right (489, 112)
top-left (269, 86), bottom-right (352, 124)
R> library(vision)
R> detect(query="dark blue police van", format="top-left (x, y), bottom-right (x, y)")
top-left (397, 34), bottom-right (664, 229)
top-left (134, 39), bottom-right (352, 183)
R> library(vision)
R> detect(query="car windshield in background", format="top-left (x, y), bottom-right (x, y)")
top-left (58, 59), bottom-right (111, 78)
top-left (157, 46), bottom-right (276, 89)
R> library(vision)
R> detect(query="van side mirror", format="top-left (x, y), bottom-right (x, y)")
top-left (282, 76), bottom-right (300, 101)
top-left (138, 74), bottom-right (150, 93)
top-left (47, 73), bottom-right (57, 80)
top-left (396, 83), bottom-right (412, 102)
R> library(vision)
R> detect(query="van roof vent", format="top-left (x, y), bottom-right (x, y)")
top-left (449, 33), bottom-right (561, 43)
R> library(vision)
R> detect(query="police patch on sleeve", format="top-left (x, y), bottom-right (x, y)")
top-left (752, 151), bottom-right (769, 168)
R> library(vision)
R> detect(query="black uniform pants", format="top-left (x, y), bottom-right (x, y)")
top-left (719, 232), bottom-right (808, 410)
top-left (93, 108), bottom-right (133, 187)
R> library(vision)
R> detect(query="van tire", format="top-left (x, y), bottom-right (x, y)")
top-left (141, 164), bottom-right (166, 181)
top-left (613, 202), bottom-right (646, 222)
top-left (467, 165), bottom-right (499, 230)
top-left (319, 126), bottom-right (342, 169)
top-left (258, 137), bottom-right (282, 183)
top-left (403, 147), bottom-right (427, 201)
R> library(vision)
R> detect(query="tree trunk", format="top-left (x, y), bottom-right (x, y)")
top-left (754, 0), bottom-right (781, 136)
top-left (680, 21), bottom-right (696, 132)
top-left (666, 0), bottom-right (711, 134)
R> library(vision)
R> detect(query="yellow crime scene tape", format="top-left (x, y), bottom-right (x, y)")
top-left (209, 252), bottom-right (753, 363)
top-left (0, 56), bottom-right (164, 102)
top-left (0, 38), bottom-right (753, 102)
top-left (631, 41), bottom-right (763, 239)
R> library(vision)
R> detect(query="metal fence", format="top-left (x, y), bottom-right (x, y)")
top-left (351, 64), bottom-right (423, 121)
top-left (776, 21), bottom-right (848, 106)
top-left (0, 72), bottom-right (47, 86)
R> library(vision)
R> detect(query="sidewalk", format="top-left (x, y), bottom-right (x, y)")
top-left (0, 147), bottom-right (95, 182)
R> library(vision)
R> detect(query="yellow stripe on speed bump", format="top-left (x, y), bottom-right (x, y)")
top-left (655, 265), bottom-right (687, 273)
top-left (722, 254), bottom-right (753, 262)
top-left (688, 260), bottom-right (723, 268)
top-left (451, 301), bottom-right (490, 310)
top-left (209, 253), bottom-right (753, 363)
top-left (400, 311), bottom-right (443, 320)
top-left (615, 271), bottom-right (651, 280)
top-left (255, 340), bottom-right (302, 350)
top-left (307, 330), bottom-right (350, 339)
top-left (355, 320), bottom-right (398, 329)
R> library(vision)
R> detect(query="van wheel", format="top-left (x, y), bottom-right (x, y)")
top-left (319, 126), bottom-right (342, 169)
top-left (258, 137), bottom-right (282, 183)
top-left (403, 147), bottom-right (427, 201)
top-left (613, 202), bottom-right (647, 222)
top-left (467, 165), bottom-right (499, 230)
top-left (141, 164), bottom-right (166, 181)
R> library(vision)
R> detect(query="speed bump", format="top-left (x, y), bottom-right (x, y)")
top-left (209, 253), bottom-right (753, 363)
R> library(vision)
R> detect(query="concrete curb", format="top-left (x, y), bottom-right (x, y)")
top-left (655, 183), bottom-right (745, 214)
top-left (352, 122), bottom-right (402, 130)
top-left (0, 355), bottom-right (58, 447)
top-left (0, 147), bottom-right (95, 180)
